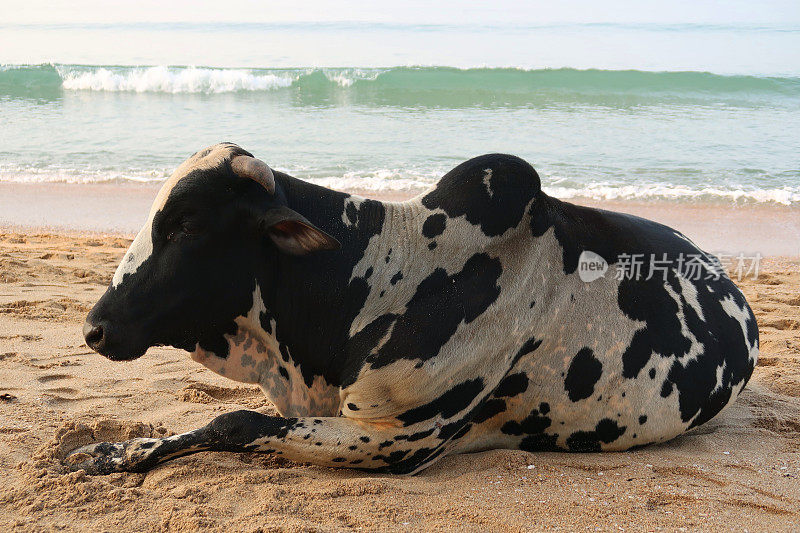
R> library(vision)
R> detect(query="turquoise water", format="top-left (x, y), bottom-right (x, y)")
top-left (1, 20), bottom-right (799, 204)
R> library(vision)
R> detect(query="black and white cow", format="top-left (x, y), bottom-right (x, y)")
top-left (69, 143), bottom-right (758, 475)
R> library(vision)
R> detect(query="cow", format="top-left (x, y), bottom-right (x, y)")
top-left (68, 142), bottom-right (758, 475)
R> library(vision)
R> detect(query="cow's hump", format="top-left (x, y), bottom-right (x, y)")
top-left (422, 154), bottom-right (540, 237)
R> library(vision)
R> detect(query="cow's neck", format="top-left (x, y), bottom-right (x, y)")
top-left (254, 174), bottom-right (420, 399)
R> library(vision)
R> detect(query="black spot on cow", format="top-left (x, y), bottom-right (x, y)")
top-left (618, 276), bottom-right (693, 380)
top-left (196, 320), bottom-right (238, 359)
top-left (405, 428), bottom-right (435, 442)
top-left (472, 398), bottom-right (507, 424)
top-left (278, 367), bottom-right (289, 380)
top-left (397, 378), bottom-right (485, 426)
top-left (390, 271), bottom-right (403, 285)
top-left (519, 433), bottom-right (559, 452)
top-left (378, 447), bottom-right (437, 474)
top-left (428, 241), bottom-right (437, 250)
top-left (639, 415), bottom-right (647, 424)
top-left (385, 248), bottom-right (392, 263)
top-left (423, 154), bottom-right (540, 237)
top-left (373, 449), bottom-right (410, 466)
top-left (450, 424), bottom-right (472, 441)
top-left (660, 380), bottom-right (673, 398)
top-left (502, 405), bottom-right (556, 451)
top-left (564, 348), bottom-right (603, 402)
top-left (494, 373), bottom-right (529, 398)
top-left (359, 436), bottom-right (370, 443)
top-left (566, 418), bottom-right (626, 452)
top-left (378, 440), bottom-right (394, 449)
top-left (367, 254), bottom-right (502, 369)
top-left (649, 368), bottom-right (656, 379)
top-left (539, 402), bottom-right (550, 415)
top-left (512, 337), bottom-right (542, 366)
top-left (364, 267), bottom-right (373, 279)
top-left (422, 213), bottom-right (447, 239)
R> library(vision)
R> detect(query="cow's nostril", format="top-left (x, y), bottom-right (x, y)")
top-left (83, 321), bottom-right (105, 351)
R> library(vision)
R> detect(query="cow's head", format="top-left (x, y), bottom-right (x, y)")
top-left (84, 142), bottom-right (339, 361)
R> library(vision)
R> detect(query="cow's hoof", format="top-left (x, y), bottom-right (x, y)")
top-left (65, 441), bottom-right (129, 474)
top-left (65, 437), bottom-right (161, 474)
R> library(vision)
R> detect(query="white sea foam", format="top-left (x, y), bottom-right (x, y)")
top-left (306, 173), bottom-right (436, 192)
top-left (546, 182), bottom-right (800, 205)
top-left (320, 68), bottom-right (385, 87)
top-left (53, 65), bottom-right (390, 93)
top-left (1, 165), bottom-right (798, 205)
top-left (58, 65), bottom-right (298, 93)
top-left (0, 165), bottom-right (169, 184)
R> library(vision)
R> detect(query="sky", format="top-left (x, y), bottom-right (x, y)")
top-left (2, 0), bottom-right (799, 25)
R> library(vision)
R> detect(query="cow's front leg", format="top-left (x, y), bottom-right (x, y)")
top-left (65, 410), bottom-right (449, 475)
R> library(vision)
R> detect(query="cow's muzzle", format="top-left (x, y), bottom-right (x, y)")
top-left (83, 312), bottom-right (148, 361)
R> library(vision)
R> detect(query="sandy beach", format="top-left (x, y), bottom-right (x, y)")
top-left (3, 2), bottom-right (799, 529)
top-left (0, 212), bottom-right (798, 530)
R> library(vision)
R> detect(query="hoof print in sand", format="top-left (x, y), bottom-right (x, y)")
top-left (179, 382), bottom-right (269, 408)
top-left (41, 419), bottom-right (170, 475)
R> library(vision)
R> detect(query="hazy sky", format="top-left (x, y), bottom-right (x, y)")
top-left (3, 0), bottom-right (800, 25)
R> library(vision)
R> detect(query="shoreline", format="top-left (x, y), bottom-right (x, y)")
top-left (1, 181), bottom-right (799, 256)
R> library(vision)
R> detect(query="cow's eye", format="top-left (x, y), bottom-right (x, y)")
top-left (181, 220), bottom-right (202, 235)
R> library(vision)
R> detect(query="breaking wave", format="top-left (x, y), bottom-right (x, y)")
top-left (1, 63), bottom-right (799, 97)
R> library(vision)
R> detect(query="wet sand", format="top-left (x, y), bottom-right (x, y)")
top-left (1, 181), bottom-right (799, 255)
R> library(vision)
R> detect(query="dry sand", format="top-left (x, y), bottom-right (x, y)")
top-left (0, 231), bottom-right (798, 532)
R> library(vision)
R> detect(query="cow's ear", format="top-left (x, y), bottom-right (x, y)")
top-left (259, 206), bottom-right (341, 255)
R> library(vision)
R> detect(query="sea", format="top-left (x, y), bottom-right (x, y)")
top-left (1, 19), bottom-right (799, 205)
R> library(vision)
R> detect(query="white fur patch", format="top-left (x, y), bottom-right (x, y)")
top-left (112, 218), bottom-right (154, 287)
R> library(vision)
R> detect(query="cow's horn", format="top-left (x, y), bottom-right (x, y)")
top-left (231, 155), bottom-right (275, 194)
